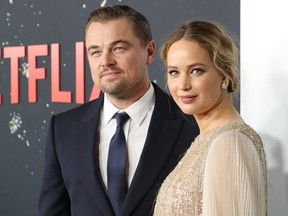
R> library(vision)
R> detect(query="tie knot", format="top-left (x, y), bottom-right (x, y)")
top-left (115, 112), bottom-right (129, 128)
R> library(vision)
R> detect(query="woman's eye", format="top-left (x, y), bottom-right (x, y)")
top-left (168, 70), bottom-right (178, 76)
top-left (192, 68), bottom-right (203, 75)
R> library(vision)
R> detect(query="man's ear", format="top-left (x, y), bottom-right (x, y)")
top-left (146, 40), bottom-right (156, 64)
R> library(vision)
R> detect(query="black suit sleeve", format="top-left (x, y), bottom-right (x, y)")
top-left (38, 115), bottom-right (71, 216)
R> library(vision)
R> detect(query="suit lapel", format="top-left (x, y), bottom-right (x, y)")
top-left (72, 84), bottom-right (184, 216)
top-left (121, 84), bottom-right (183, 216)
top-left (74, 95), bottom-right (114, 216)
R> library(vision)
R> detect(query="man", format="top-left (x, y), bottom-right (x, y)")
top-left (38, 5), bottom-right (199, 216)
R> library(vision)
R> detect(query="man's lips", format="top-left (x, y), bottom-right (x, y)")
top-left (100, 70), bottom-right (121, 78)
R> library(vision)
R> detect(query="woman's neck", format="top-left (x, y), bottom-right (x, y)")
top-left (194, 100), bottom-right (243, 134)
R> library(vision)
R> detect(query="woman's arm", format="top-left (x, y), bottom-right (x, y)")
top-left (202, 130), bottom-right (266, 216)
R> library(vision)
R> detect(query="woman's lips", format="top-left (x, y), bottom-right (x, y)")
top-left (179, 95), bottom-right (197, 103)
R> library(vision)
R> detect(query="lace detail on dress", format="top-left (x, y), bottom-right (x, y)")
top-left (153, 121), bottom-right (267, 216)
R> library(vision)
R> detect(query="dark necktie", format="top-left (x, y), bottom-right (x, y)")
top-left (107, 112), bottom-right (129, 216)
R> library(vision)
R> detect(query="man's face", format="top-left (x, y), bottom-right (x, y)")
top-left (85, 18), bottom-right (155, 103)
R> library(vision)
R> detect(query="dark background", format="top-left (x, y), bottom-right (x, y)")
top-left (0, 0), bottom-right (240, 215)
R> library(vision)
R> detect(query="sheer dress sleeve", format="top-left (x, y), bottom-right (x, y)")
top-left (202, 130), bottom-right (266, 216)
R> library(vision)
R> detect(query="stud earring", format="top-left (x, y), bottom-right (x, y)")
top-left (221, 82), bottom-right (227, 90)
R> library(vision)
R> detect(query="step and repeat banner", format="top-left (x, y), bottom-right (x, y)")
top-left (1, 0), bottom-right (240, 215)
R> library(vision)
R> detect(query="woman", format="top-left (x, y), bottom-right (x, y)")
top-left (153, 20), bottom-right (267, 215)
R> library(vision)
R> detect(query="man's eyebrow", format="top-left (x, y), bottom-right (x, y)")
top-left (110, 39), bottom-right (132, 47)
top-left (87, 40), bottom-right (132, 52)
top-left (87, 45), bottom-right (100, 52)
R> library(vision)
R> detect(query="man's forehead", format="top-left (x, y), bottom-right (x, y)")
top-left (85, 20), bottom-right (140, 47)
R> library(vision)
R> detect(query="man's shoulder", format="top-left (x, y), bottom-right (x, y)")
top-left (152, 82), bottom-right (172, 104)
top-left (54, 95), bottom-right (103, 121)
top-left (152, 82), bottom-right (199, 130)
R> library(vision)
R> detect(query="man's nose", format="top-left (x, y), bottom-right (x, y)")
top-left (101, 52), bottom-right (116, 67)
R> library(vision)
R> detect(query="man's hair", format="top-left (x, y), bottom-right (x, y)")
top-left (84, 5), bottom-right (152, 46)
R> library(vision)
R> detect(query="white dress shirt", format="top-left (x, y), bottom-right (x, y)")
top-left (98, 83), bottom-right (155, 189)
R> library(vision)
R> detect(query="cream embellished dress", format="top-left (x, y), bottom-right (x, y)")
top-left (153, 121), bottom-right (267, 216)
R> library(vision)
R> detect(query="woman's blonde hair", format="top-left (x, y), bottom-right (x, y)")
top-left (160, 20), bottom-right (239, 93)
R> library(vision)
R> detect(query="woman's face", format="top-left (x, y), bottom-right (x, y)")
top-left (166, 39), bottom-right (225, 116)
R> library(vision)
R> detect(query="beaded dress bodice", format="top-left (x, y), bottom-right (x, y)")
top-left (153, 121), bottom-right (267, 216)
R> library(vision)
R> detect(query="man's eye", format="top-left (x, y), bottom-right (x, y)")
top-left (114, 47), bottom-right (125, 52)
top-left (91, 50), bottom-right (101, 57)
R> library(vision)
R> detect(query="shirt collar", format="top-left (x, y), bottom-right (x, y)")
top-left (102, 83), bottom-right (155, 126)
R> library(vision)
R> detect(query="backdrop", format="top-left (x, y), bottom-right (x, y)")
top-left (0, 0), bottom-right (240, 215)
top-left (241, 0), bottom-right (288, 215)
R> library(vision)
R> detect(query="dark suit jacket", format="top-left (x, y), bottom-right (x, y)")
top-left (38, 83), bottom-right (199, 216)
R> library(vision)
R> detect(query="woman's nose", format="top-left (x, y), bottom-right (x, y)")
top-left (179, 75), bottom-right (192, 91)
